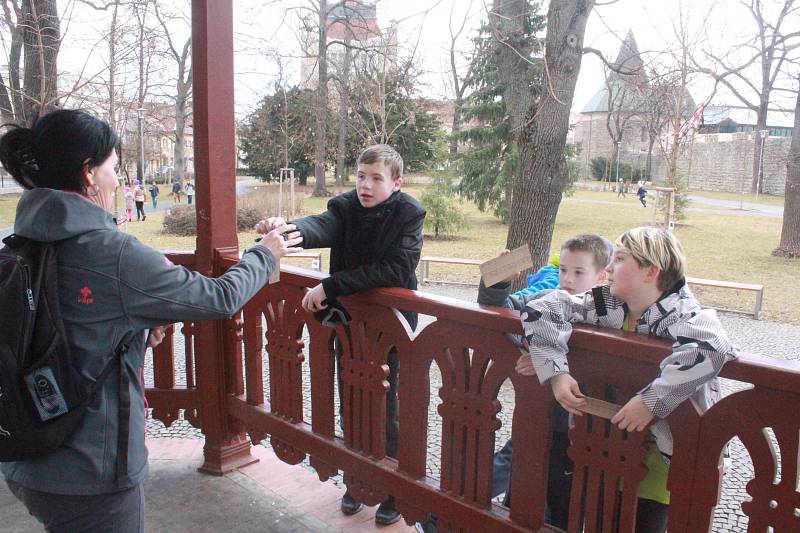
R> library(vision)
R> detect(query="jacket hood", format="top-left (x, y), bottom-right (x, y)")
top-left (14, 188), bottom-right (117, 243)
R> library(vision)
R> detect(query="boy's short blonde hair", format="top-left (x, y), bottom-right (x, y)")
top-left (357, 144), bottom-right (403, 180)
top-left (615, 227), bottom-right (686, 291)
top-left (561, 234), bottom-right (614, 273)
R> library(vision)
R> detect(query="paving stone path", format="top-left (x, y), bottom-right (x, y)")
top-left (144, 283), bottom-right (799, 532)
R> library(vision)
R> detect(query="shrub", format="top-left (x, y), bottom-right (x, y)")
top-left (420, 173), bottom-right (466, 238)
top-left (162, 204), bottom-right (271, 235)
top-left (162, 205), bottom-right (197, 236)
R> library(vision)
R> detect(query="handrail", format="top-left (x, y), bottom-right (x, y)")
top-left (147, 254), bottom-right (800, 532)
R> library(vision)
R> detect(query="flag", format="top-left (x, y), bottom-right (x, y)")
top-left (679, 99), bottom-right (708, 137)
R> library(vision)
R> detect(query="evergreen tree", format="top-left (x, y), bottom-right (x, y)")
top-left (456, 15), bottom-right (545, 222)
top-left (420, 173), bottom-right (465, 238)
top-left (238, 87), bottom-right (324, 185)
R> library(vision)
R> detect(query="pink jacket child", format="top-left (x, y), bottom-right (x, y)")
top-left (124, 186), bottom-right (134, 221)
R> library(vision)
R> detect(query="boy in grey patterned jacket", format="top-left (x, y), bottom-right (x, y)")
top-left (521, 227), bottom-right (737, 533)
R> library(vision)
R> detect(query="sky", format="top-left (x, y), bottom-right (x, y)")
top-left (40, 0), bottom-right (800, 119)
top-left (230, 0), bottom-right (798, 116)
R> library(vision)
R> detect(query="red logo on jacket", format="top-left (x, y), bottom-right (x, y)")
top-left (77, 286), bottom-right (94, 305)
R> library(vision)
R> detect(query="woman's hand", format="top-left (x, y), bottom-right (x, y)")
top-left (550, 373), bottom-right (587, 416)
top-left (147, 326), bottom-right (166, 348)
top-left (256, 223), bottom-right (303, 260)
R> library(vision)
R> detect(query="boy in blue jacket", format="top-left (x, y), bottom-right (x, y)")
top-left (479, 234), bottom-right (612, 527)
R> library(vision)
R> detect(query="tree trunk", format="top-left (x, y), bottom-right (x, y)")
top-left (174, 39), bottom-right (192, 185)
top-left (335, 26), bottom-right (352, 188)
top-left (449, 96), bottom-right (462, 157)
top-left (773, 87), bottom-right (800, 258)
top-left (497, 0), bottom-right (594, 291)
top-left (312, 0), bottom-right (330, 197)
top-left (751, 101), bottom-right (769, 193)
top-left (21, 0), bottom-right (60, 123)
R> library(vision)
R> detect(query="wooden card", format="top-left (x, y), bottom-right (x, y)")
top-left (479, 245), bottom-right (534, 287)
top-left (576, 396), bottom-right (622, 420)
top-left (269, 259), bottom-right (280, 284)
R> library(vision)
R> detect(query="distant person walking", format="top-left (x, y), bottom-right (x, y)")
top-left (171, 180), bottom-right (182, 203)
top-left (149, 182), bottom-right (160, 209)
top-left (134, 181), bottom-right (146, 221)
top-left (186, 182), bottom-right (195, 205)
top-left (637, 183), bottom-right (648, 207)
top-left (617, 178), bottom-right (626, 198)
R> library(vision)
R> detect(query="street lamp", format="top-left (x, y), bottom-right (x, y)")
top-left (614, 140), bottom-right (622, 185)
top-left (137, 107), bottom-right (146, 187)
top-left (756, 129), bottom-right (769, 203)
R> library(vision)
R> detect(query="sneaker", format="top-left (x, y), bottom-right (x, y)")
top-left (340, 491), bottom-right (363, 516)
top-left (375, 495), bottom-right (401, 526)
top-left (142, 215), bottom-right (146, 221)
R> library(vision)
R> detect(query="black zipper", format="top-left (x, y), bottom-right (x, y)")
top-left (22, 262), bottom-right (35, 311)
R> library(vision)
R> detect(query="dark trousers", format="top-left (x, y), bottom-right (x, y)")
top-left (135, 201), bottom-right (145, 219)
top-left (335, 341), bottom-right (399, 459)
top-left (491, 431), bottom-right (573, 529)
top-left (150, 194), bottom-right (157, 209)
top-left (635, 498), bottom-right (669, 533)
top-left (7, 480), bottom-right (144, 533)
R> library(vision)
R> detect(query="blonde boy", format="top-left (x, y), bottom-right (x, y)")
top-left (523, 227), bottom-right (737, 532)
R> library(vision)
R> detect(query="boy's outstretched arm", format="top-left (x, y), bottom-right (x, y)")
top-left (319, 210), bottom-right (424, 300)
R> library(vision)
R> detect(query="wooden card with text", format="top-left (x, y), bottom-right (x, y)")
top-left (479, 245), bottom-right (534, 287)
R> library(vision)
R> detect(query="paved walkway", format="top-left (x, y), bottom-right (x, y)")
top-left (0, 439), bottom-right (415, 533)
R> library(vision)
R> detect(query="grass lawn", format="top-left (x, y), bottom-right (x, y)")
top-left (0, 193), bottom-right (20, 227)
top-left (4, 185), bottom-right (797, 324)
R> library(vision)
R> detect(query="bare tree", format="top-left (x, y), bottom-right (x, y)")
top-left (694, 0), bottom-right (800, 192)
top-left (0, 0), bottom-right (60, 124)
top-left (446, 0), bottom-right (476, 157)
top-left (773, 79), bottom-right (800, 258)
top-left (154, 2), bottom-right (192, 185)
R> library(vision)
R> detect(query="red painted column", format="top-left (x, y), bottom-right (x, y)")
top-left (191, 0), bottom-right (257, 475)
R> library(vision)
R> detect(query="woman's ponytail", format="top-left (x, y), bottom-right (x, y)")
top-left (0, 125), bottom-right (38, 189)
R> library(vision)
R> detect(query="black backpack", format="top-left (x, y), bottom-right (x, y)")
top-left (0, 234), bottom-right (133, 464)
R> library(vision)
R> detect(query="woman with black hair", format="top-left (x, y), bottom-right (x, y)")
top-left (0, 109), bottom-right (302, 532)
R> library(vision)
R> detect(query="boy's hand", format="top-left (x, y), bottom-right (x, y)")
top-left (301, 284), bottom-right (328, 312)
top-left (550, 373), bottom-right (587, 415)
top-left (254, 216), bottom-right (288, 234)
top-left (610, 395), bottom-right (654, 432)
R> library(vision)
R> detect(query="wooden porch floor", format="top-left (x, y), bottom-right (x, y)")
top-left (1, 438), bottom-right (417, 533)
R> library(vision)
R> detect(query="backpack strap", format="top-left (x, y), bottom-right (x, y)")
top-left (114, 332), bottom-right (137, 487)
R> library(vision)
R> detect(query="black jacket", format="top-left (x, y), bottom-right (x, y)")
top-left (292, 189), bottom-right (425, 329)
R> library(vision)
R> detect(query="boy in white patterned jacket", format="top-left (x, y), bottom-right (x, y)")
top-left (521, 227), bottom-right (738, 533)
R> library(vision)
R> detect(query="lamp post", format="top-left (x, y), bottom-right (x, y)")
top-left (137, 107), bottom-right (146, 186)
top-left (614, 140), bottom-right (622, 185)
top-left (756, 129), bottom-right (769, 203)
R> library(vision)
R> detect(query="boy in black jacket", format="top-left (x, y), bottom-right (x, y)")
top-left (256, 144), bottom-right (425, 525)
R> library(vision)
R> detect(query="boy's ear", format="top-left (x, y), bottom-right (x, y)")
top-left (645, 265), bottom-right (662, 284)
top-left (595, 270), bottom-right (608, 284)
top-left (392, 176), bottom-right (403, 191)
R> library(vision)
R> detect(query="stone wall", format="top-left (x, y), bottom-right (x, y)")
top-left (573, 112), bottom-right (791, 195)
top-left (648, 132), bottom-right (790, 195)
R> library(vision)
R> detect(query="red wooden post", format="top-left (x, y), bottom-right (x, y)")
top-left (191, 0), bottom-right (257, 475)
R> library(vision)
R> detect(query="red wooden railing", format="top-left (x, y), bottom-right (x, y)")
top-left (144, 254), bottom-right (800, 532)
